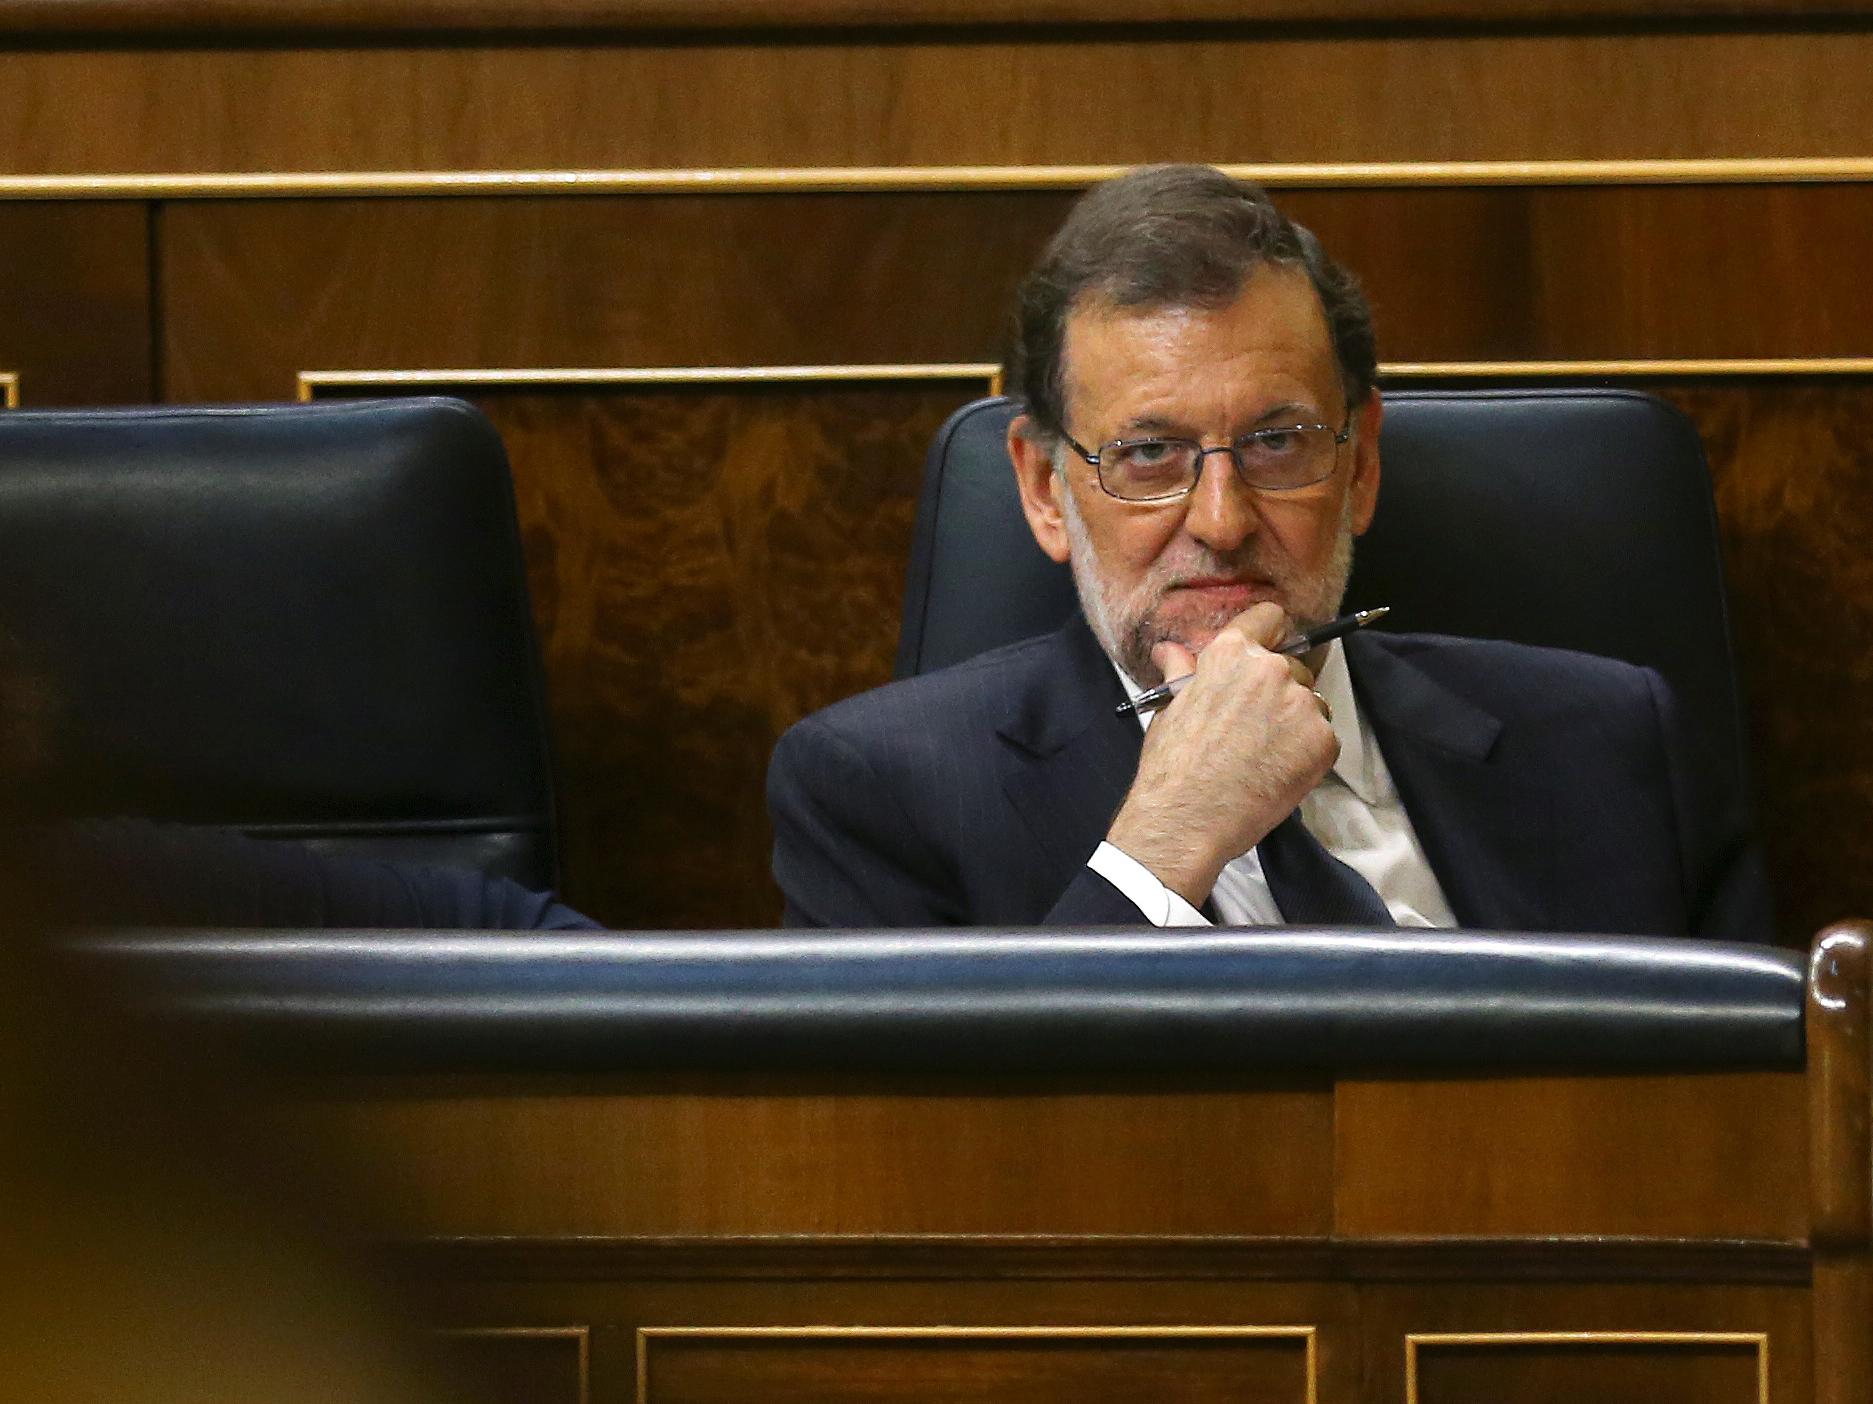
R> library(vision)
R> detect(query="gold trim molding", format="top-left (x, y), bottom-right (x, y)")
top-left (0, 373), bottom-right (17, 408)
top-left (297, 363), bottom-right (1005, 400)
top-left (1381, 357), bottom-right (1873, 379)
top-left (10, 158), bottom-right (1873, 202)
top-left (1405, 1330), bottom-right (1769, 1404)
top-left (437, 1326), bottom-right (590, 1404)
top-left (636, 1324), bottom-right (1317, 1404)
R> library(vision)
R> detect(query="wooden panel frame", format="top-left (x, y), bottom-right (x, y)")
top-left (296, 363), bottom-right (1005, 401)
top-left (5, 0), bottom-right (1873, 36)
top-left (1381, 358), bottom-right (1873, 379)
top-left (1404, 1330), bottom-right (1769, 1404)
top-left (437, 1325), bottom-right (591, 1404)
top-left (296, 356), bottom-right (1873, 405)
top-left (14, 159), bottom-right (1873, 202)
top-left (634, 1324), bottom-right (1319, 1404)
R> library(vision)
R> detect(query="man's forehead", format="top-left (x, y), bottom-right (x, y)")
top-left (1060, 265), bottom-right (1339, 414)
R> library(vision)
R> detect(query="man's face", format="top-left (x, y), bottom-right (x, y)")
top-left (1010, 262), bottom-right (1382, 687)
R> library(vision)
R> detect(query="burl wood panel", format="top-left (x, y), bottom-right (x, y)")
top-left (639, 1332), bottom-right (1310, 1404)
top-left (1411, 1340), bottom-right (1760, 1404)
top-left (1666, 384), bottom-right (1873, 944)
top-left (1333, 1072), bottom-right (1806, 1240)
top-left (0, 201), bottom-right (149, 404)
top-left (6, 30), bottom-right (1873, 173)
top-left (473, 383), bottom-right (974, 928)
top-left (280, 1079), bottom-right (1335, 1238)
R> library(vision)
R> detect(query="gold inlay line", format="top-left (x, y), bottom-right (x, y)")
top-left (9, 157), bottom-right (1873, 201)
top-left (1405, 1330), bottom-right (1768, 1404)
top-left (1382, 357), bottom-right (1873, 378)
top-left (297, 363), bottom-right (1004, 400)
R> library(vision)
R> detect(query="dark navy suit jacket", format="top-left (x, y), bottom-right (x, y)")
top-left (38, 818), bottom-right (602, 931)
top-left (768, 616), bottom-right (1774, 939)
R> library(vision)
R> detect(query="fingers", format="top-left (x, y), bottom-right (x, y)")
top-left (1284, 655), bottom-right (1315, 689)
top-left (1151, 639), bottom-right (1198, 684)
top-left (1231, 601), bottom-right (1290, 650)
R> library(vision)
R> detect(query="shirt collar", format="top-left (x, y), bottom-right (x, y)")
top-left (1114, 636), bottom-right (1385, 806)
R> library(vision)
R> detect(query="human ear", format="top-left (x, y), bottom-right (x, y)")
top-left (1348, 393), bottom-right (1383, 537)
top-left (1008, 416), bottom-right (1074, 565)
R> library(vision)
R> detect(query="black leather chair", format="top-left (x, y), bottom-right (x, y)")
top-left (898, 389), bottom-right (1752, 826)
top-left (0, 398), bottom-right (559, 888)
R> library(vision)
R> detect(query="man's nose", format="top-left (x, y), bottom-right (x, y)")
top-left (1180, 448), bottom-right (1261, 552)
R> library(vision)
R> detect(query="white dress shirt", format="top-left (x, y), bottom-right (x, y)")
top-left (1087, 639), bottom-right (1457, 928)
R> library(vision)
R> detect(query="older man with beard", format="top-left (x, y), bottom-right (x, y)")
top-left (765, 165), bottom-right (1772, 938)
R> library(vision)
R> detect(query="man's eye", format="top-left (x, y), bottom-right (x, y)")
top-left (1250, 429), bottom-right (1301, 455)
top-left (1117, 441), bottom-right (1175, 466)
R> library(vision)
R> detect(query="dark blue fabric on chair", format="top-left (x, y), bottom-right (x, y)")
top-left (895, 389), bottom-right (1754, 851)
top-left (0, 398), bottom-right (559, 888)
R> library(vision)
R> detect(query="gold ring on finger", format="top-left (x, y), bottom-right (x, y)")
top-left (1311, 689), bottom-right (1333, 725)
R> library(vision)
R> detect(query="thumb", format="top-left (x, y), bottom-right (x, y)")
top-left (1152, 639), bottom-right (1198, 683)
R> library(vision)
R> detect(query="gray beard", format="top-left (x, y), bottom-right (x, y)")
top-left (1059, 474), bottom-right (1354, 689)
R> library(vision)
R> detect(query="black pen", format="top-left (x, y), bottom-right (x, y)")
top-left (1114, 606), bottom-right (1391, 718)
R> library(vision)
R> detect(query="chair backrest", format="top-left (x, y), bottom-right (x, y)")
top-left (898, 389), bottom-right (1751, 813)
top-left (0, 398), bottom-right (559, 888)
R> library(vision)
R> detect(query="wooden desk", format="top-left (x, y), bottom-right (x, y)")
top-left (264, 929), bottom-right (1864, 1404)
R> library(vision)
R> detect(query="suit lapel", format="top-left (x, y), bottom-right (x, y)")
top-left (994, 615), bottom-right (1142, 890)
top-left (1346, 633), bottom-right (1556, 931)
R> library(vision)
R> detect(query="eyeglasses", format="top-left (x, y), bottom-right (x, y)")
top-left (1061, 414), bottom-right (1353, 502)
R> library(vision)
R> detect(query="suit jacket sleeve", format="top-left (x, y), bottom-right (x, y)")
top-left (769, 714), bottom-right (1151, 928)
top-left (40, 819), bottom-right (603, 931)
top-left (1642, 669), bottom-right (1778, 943)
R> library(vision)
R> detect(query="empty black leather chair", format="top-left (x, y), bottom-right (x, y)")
top-left (0, 398), bottom-right (558, 888)
top-left (898, 389), bottom-right (1752, 828)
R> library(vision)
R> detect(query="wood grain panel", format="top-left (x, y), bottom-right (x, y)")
top-left (1287, 186), bottom-right (1873, 362)
top-left (164, 187), bottom-right (1873, 408)
top-left (637, 1328), bottom-right (1312, 1404)
top-left (1360, 1284), bottom-right (1807, 1404)
top-left (439, 1328), bottom-right (588, 1404)
top-left (161, 195), bottom-right (1068, 403)
top-left (1410, 1336), bottom-right (1763, 1404)
top-left (282, 1080), bottom-right (1336, 1238)
top-left (0, 201), bottom-right (149, 404)
top-left (1333, 1072), bottom-right (1806, 1240)
top-left (1665, 382), bottom-right (1873, 943)
top-left (6, 31), bottom-right (1873, 175)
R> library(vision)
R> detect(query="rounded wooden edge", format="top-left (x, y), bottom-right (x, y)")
top-left (380, 1234), bottom-right (1813, 1284)
top-left (4, 0), bottom-right (1871, 34)
top-left (8, 159), bottom-right (1873, 201)
top-left (1810, 921), bottom-right (1873, 1251)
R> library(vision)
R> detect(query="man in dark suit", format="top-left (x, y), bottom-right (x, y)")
top-left (768, 165), bottom-right (1772, 938)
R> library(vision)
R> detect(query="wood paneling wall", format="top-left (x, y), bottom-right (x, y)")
top-left (2, 5), bottom-right (1871, 936)
top-left (0, 202), bottom-right (149, 404)
top-left (133, 185), bottom-right (1873, 936)
top-left (2, 30), bottom-right (1873, 174)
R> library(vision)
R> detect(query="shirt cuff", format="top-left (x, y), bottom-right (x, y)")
top-left (1087, 842), bottom-right (1211, 927)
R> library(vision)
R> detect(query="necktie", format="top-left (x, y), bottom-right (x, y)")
top-left (1256, 810), bottom-right (1396, 926)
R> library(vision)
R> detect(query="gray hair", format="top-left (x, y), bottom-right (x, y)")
top-left (1010, 164), bottom-right (1377, 444)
